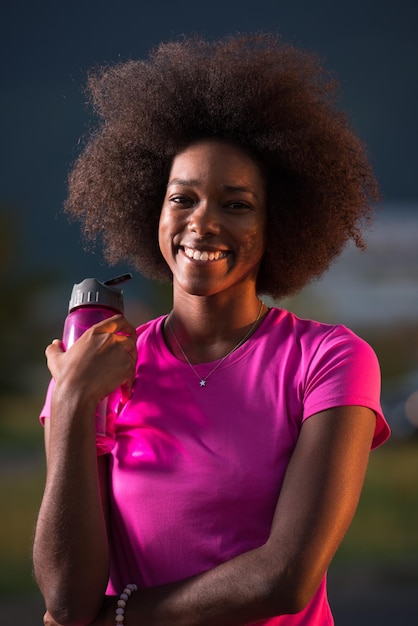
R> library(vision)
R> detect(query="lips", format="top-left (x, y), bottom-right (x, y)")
top-left (182, 245), bottom-right (229, 262)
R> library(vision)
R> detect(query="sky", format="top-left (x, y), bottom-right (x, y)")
top-left (1, 0), bottom-right (417, 292)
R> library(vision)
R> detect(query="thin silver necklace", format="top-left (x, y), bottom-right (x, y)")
top-left (168, 300), bottom-right (265, 387)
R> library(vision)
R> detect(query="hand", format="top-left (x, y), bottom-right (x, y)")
top-left (46, 314), bottom-right (138, 406)
top-left (43, 610), bottom-right (60, 626)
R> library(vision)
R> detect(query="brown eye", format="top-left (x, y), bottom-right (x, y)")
top-left (170, 195), bottom-right (193, 206)
top-left (226, 201), bottom-right (252, 211)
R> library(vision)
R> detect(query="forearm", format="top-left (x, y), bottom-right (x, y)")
top-left (98, 407), bottom-right (375, 626)
top-left (33, 385), bottom-right (110, 626)
top-left (101, 544), bottom-right (300, 626)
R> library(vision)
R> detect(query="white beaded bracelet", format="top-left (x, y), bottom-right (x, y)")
top-left (115, 583), bottom-right (138, 625)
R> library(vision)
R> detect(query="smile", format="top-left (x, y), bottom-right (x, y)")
top-left (182, 246), bottom-right (229, 262)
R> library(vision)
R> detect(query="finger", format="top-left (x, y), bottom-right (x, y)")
top-left (93, 314), bottom-right (136, 337)
top-left (94, 316), bottom-right (138, 361)
top-left (112, 333), bottom-right (138, 364)
top-left (45, 339), bottom-right (64, 358)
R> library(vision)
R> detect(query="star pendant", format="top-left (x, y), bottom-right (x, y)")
top-left (199, 379), bottom-right (206, 387)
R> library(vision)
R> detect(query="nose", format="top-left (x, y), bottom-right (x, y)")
top-left (188, 202), bottom-right (221, 237)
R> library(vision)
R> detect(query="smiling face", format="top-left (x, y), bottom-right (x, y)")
top-left (158, 140), bottom-right (267, 299)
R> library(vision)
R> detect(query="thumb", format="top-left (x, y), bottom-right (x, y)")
top-left (45, 339), bottom-right (65, 378)
top-left (45, 338), bottom-right (65, 357)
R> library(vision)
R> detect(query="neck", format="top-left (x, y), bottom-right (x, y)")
top-left (165, 293), bottom-right (267, 364)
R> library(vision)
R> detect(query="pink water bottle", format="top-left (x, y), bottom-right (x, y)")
top-left (62, 273), bottom-right (132, 454)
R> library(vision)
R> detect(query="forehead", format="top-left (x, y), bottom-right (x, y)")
top-left (169, 140), bottom-right (266, 188)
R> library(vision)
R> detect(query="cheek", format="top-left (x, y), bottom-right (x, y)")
top-left (158, 208), bottom-right (185, 268)
top-left (158, 210), bottom-right (171, 259)
top-left (242, 224), bottom-right (266, 259)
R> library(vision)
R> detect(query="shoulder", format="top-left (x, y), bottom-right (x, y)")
top-left (268, 310), bottom-right (390, 447)
top-left (264, 308), bottom-right (381, 393)
top-left (135, 315), bottom-right (166, 344)
top-left (266, 307), bottom-right (373, 357)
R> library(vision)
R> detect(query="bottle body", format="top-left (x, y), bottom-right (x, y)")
top-left (62, 305), bottom-right (120, 455)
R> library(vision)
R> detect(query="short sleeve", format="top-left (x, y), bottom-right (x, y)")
top-left (302, 325), bottom-right (390, 449)
top-left (39, 378), bottom-right (54, 426)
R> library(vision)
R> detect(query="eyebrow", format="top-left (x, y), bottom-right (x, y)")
top-left (167, 178), bottom-right (200, 188)
top-left (167, 178), bottom-right (260, 200)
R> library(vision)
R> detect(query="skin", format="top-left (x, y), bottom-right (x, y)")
top-left (34, 140), bottom-right (377, 626)
top-left (33, 315), bottom-right (137, 625)
top-left (158, 139), bottom-right (268, 360)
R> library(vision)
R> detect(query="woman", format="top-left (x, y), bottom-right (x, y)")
top-left (33, 33), bottom-right (390, 625)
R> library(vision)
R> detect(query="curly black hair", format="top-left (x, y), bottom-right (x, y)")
top-left (65, 33), bottom-right (379, 299)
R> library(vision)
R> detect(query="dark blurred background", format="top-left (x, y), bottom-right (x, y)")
top-left (1, 1), bottom-right (417, 623)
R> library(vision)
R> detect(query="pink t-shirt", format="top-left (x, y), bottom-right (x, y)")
top-left (40, 307), bottom-right (390, 624)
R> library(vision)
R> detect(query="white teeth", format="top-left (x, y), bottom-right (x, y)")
top-left (183, 246), bottom-right (226, 262)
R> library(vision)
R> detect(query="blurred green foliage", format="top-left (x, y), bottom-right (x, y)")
top-left (335, 439), bottom-right (418, 563)
top-left (0, 395), bottom-right (44, 594)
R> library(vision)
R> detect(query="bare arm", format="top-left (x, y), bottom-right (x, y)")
top-left (33, 315), bottom-right (137, 626)
top-left (91, 404), bottom-right (376, 625)
top-left (37, 416), bottom-right (110, 624)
